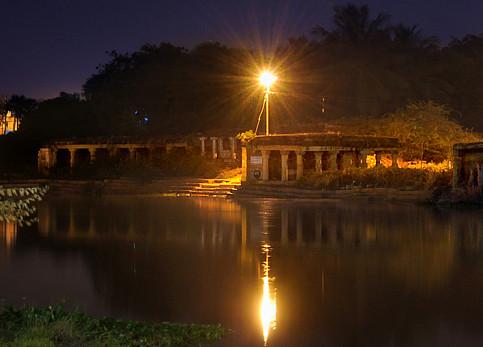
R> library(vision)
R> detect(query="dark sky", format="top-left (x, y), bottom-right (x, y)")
top-left (3, 0), bottom-right (483, 99)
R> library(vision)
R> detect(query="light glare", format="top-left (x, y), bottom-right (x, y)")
top-left (259, 71), bottom-right (277, 90)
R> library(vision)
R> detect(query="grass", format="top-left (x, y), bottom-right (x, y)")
top-left (0, 305), bottom-right (226, 347)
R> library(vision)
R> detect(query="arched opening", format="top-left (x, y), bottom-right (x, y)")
top-left (303, 152), bottom-right (316, 174)
top-left (75, 149), bottom-right (90, 167)
top-left (95, 148), bottom-right (108, 163)
top-left (56, 149), bottom-right (70, 168)
top-left (269, 151), bottom-right (281, 181)
top-left (288, 152), bottom-right (297, 180)
top-left (222, 137), bottom-right (231, 150)
top-left (136, 148), bottom-right (150, 162)
top-left (205, 140), bottom-right (214, 157)
top-left (337, 152), bottom-right (343, 170)
top-left (322, 152), bottom-right (330, 171)
top-left (118, 148), bottom-right (130, 161)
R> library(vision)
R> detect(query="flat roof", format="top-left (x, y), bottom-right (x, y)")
top-left (251, 133), bottom-right (400, 149)
top-left (454, 142), bottom-right (483, 150)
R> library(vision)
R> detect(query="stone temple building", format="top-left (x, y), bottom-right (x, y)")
top-left (37, 135), bottom-right (239, 172)
top-left (452, 142), bottom-right (483, 192)
top-left (241, 133), bottom-right (400, 183)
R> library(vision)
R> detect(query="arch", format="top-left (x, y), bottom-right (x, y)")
top-left (56, 149), bottom-right (70, 168)
top-left (303, 152), bottom-right (316, 174)
top-left (75, 149), bottom-right (90, 167)
top-left (118, 148), bottom-right (130, 161)
top-left (95, 148), bottom-right (109, 163)
top-left (136, 148), bottom-right (150, 161)
top-left (222, 137), bottom-right (231, 150)
top-left (287, 151), bottom-right (297, 180)
top-left (322, 152), bottom-right (330, 171)
top-left (268, 150), bottom-right (281, 180)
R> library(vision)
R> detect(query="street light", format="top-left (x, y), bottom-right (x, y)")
top-left (259, 71), bottom-right (277, 136)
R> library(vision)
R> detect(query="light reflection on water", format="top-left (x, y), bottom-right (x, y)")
top-left (260, 243), bottom-right (276, 345)
top-left (0, 222), bottom-right (17, 250)
top-left (1, 197), bottom-right (483, 346)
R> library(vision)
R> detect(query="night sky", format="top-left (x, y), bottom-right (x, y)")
top-left (3, 0), bottom-right (483, 99)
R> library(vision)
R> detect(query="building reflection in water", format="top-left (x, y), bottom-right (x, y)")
top-left (260, 243), bottom-right (276, 346)
top-left (1, 222), bottom-right (17, 250)
top-left (25, 197), bottom-right (483, 345)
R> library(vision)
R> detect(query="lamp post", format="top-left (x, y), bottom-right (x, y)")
top-left (259, 71), bottom-right (277, 136)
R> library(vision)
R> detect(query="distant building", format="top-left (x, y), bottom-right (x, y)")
top-left (241, 133), bottom-right (401, 183)
top-left (1, 111), bottom-right (19, 135)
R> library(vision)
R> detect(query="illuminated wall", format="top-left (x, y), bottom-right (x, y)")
top-left (1, 111), bottom-right (19, 135)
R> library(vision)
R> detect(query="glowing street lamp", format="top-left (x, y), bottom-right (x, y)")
top-left (259, 71), bottom-right (277, 136)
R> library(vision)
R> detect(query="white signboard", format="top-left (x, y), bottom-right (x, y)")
top-left (250, 156), bottom-right (262, 165)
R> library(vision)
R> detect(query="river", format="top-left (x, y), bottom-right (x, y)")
top-left (1, 196), bottom-right (483, 346)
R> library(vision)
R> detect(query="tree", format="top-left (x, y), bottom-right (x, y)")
top-left (312, 4), bottom-right (391, 45)
top-left (5, 95), bottom-right (37, 122)
top-left (367, 101), bottom-right (480, 162)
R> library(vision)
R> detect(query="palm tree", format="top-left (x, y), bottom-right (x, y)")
top-left (312, 4), bottom-right (391, 45)
top-left (391, 24), bottom-right (438, 50)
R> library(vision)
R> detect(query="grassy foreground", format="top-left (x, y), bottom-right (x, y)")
top-left (0, 305), bottom-right (225, 347)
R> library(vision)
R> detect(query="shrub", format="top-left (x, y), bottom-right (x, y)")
top-left (0, 305), bottom-right (226, 347)
top-left (297, 168), bottom-right (452, 190)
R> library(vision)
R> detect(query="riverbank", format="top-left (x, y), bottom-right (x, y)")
top-left (0, 305), bottom-right (225, 347)
top-left (1, 178), bottom-right (437, 202)
top-left (0, 178), bottom-right (241, 197)
top-left (235, 183), bottom-right (433, 202)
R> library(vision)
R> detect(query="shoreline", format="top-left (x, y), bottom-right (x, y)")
top-left (1, 178), bottom-right (434, 203)
top-left (235, 184), bottom-right (432, 202)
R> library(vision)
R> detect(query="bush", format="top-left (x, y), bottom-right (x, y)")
top-left (297, 168), bottom-right (452, 190)
top-left (47, 152), bottom-right (227, 179)
top-left (0, 305), bottom-right (226, 347)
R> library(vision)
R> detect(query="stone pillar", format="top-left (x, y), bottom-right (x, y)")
top-left (315, 152), bottom-right (323, 173)
top-left (391, 151), bottom-right (399, 168)
top-left (199, 137), bottom-right (206, 156)
top-left (128, 147), bottom-right (136, 161)
top-left (281, 151), bottom-right (289, 182)
top-left (51, 148), bottom-right (57, 168)
top-left (261, 150), bottom-right (270, 181)
top-left (210, 137), bottom-right (218, 159)
top-left (69, 149), bottom-right (76, 168)
top-left (37, 148), bottom-right (49, 173)
top-left (329, 151), bottom-right (339, 171)
top-left (375, 151), bottom-right (382, 167)
top-left (241, 146), bottom-right (248, 182)
top-left (360, 150), bottom-right (368, 168)
top-left (296, 151), bottom-right (304, 180)
top-left (88, 147), bottom-right (96, 164)
top-left (340, 152), bottom-right (353, 170)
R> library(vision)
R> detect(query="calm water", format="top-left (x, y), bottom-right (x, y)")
top-left (1, 196), bottom-right (483, 346)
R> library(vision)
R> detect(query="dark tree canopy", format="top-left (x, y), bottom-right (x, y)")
top-left (5, 3), bottom-right (483, 145)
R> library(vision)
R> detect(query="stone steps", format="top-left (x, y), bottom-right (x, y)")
top-left (165, 177), bottom-right (241, 197)
top-left (44, 177), bottom-right (241, 197)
